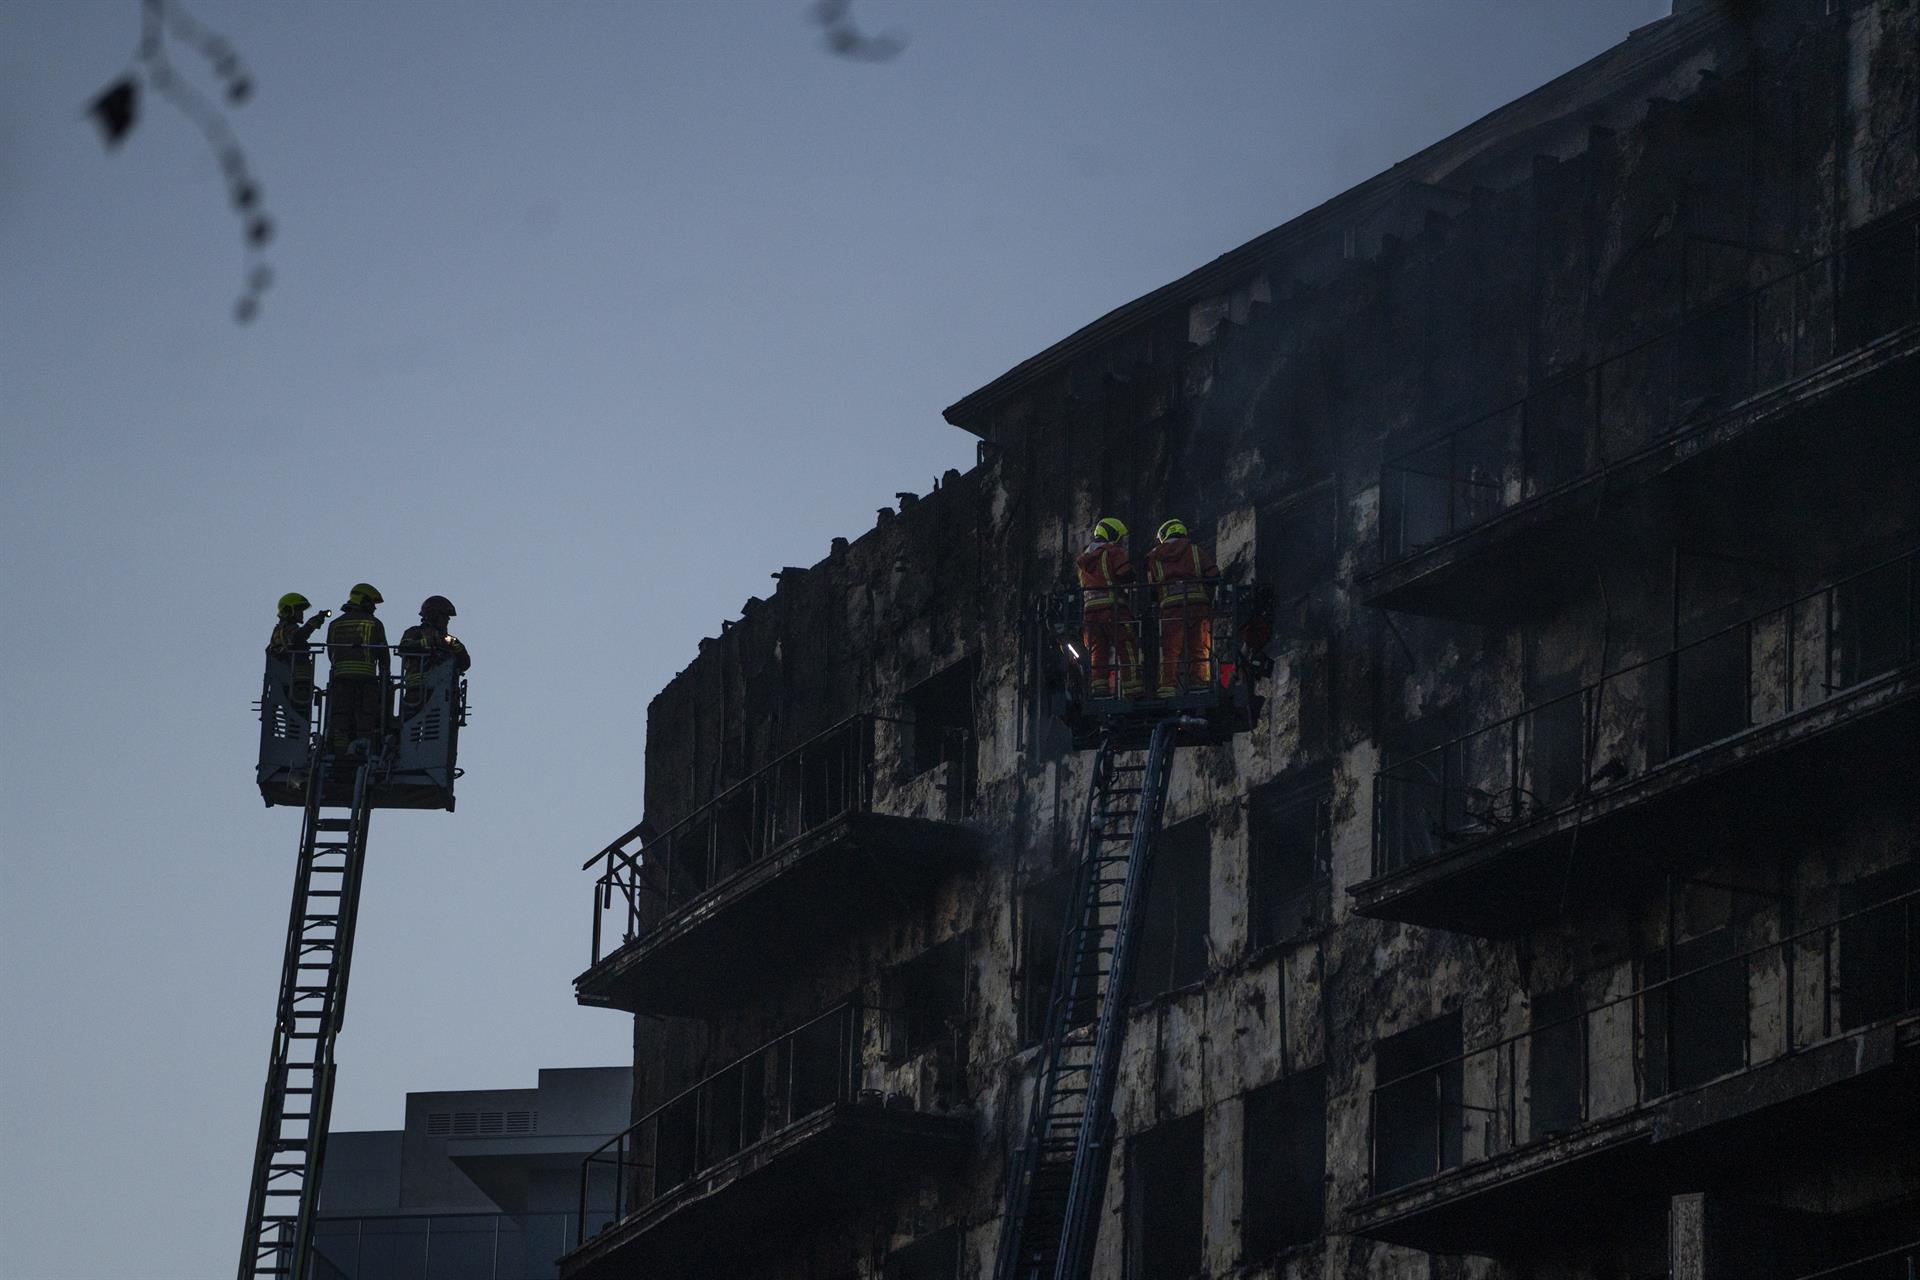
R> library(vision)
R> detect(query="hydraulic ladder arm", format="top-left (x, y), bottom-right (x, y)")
top-left (236, 759), bottom-right (375, 1280)
top-left (993, 715), bottom-right (1195, 1280)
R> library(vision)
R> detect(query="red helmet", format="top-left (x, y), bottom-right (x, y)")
top-left (420, 595), bottom-right (457, 618)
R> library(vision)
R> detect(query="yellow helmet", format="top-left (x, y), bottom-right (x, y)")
top-left (277, 592), bottom-right (310, 614)
top-left (1156, 518), bottom-right (1188, 543)
top-left (1092, 517), bottom-right (1128, 544)
top-left (347, 583), bottom-right (383, 608)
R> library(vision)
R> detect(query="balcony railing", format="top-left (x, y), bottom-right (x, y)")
top-left (1374, 550), bottom-right (1919, 877)
top-left (1043, 582), bottom-right (1262, 738)
top-left (582, 715), bottom-right (882, 967)
top-left (1368, 887), bottom-right (1919, 1195)
top-left (1378, 205), bottom-right (1920, 564)
top-left (575, 1002), bottom-right (867, 1246)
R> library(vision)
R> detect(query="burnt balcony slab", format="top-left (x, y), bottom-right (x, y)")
top-left (1348, 1016), bottom-right (1919, 1258)
top-left (558, 1103), bottom-right (971, 1280)
top-left (575, 811), bottom-right (974, 1016)
top-left (1362, 320), bottom-right (1920, 622)
top-left (1357, 646), bottom-right (1919, 937)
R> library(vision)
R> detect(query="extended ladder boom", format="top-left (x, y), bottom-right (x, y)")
top-left (237, 761), bottom-right (375, 1279)
top-left (994, 716), bottom-right (1193, 1280)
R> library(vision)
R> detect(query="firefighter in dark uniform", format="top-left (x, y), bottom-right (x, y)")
top-left (326, 583), bottom-right (390, 755)
top-left (397, 595), bottom-right (470, 721)
top-left (266, 592), bottom-right (330, 712)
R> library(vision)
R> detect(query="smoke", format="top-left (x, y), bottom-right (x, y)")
top-left (810, 0), bottom-right (906, 63)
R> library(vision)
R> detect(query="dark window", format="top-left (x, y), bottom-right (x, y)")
top-left (1522, 664), bottom-right (1586, 815)
top-left (1377, 707), bottom-right (1468, 875)
top-left (1133, 816), bottom-right (1212, 1001)
top-left (1374, 1013), bottom-right (1463, 1191)
top-left (1242, 1067), bottom-right (1326, 1257)
top-left (1256, 487), bottom-right (1339, 608)
top-left (1249, 780), bottom-right (1332, 949)
top-left (1832, 558), bottom-right (1914, 690)
top-left (1528, 987), bottom-right (1585, 1138)
top-left (1667, 627), bottom-right (1751, 758)
top-left (1841, 213), bottom-right (1920, 348)
top-left (884, 1226), bottom-right (958, 1280)
top-left (788, 1012), bottom-right (853, 1120)
top-left (1839, 865), bottom-right (1919, 1030)
top-left (904, 659), bottom-right (977, 807)
top-left (1126, 1111), bottom-right (1205, 1280)
top-left (1643, 929), bottom-right (1746, 1095)
top-left (888, 937), bottom-right (968, 1062)
top-left (653, 1092), bottom-right (698, 1196)
top-left (1020, 872), bottom-right (1075, 1048)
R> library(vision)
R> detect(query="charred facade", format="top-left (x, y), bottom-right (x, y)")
top-left (565, 3), bottom-right (1919, 1277)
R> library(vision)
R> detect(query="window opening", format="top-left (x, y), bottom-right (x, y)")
top-left (1255, 487), bottom-right (1338, 609)
top-left (903, 658), bottom-right (978, 811)
top-left (888, 936), bottom-right (968, 1063)
top-left (1126, 1111), bottom-right (1204, 1279)
top-left (1374, 1013), bottom-right (1463, 1191)
top-left (1249, 779), bottom-right (1333, 949)
top-left (1643, 927), bottom-right (1746, 1095)
top-left (1242, 1067), bottom-right (1326, 1257)
top-left (1528, 987), bottom-right (1585, 1138)
top-left (1133, 815), bottom-right (1211, 1001)
top-left (1839, 864), bottom-right (1919, 1030)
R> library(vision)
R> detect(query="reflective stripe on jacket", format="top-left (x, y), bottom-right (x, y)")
top-left (327, 611), bottom-right (387, 679)
top-left (266, 615), bottom-right (323, 659)
top-left (1074, 541), bottom-right (1133, 610)
top-left (1147, 538), bottom-right (1216, 606)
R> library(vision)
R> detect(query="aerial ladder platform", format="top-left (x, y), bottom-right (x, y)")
top-left (237, 649), bottom-right (466, 1279)
top-left (994, 581), bottom-right (1265, 1280)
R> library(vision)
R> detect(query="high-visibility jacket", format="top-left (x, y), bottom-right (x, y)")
top-left (398, 623), bottom-right (471, 692)
top-left (266, 614), bottom-right (324, 659)
top-left (1075, 540), bottom-right (1134, 610)
top-left (1147, 537), bottom-right (1217, 607)
top-left (327, 608), bottom-right (388, 679)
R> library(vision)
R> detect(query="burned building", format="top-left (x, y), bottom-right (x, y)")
top-left (560, 3), bottom-right (1919, 1277)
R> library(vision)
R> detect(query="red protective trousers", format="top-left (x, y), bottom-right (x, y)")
top-left (1157, 602), bottom-right (1212, 694)
top-left (1083, 605), bottom-right (1144, 698)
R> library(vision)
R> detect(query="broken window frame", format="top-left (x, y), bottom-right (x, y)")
top-left (1248, 774), bottom-right (1335, 951)
top-left (885, 935), bottom-right (970, 1068)
top-left (900, 657), bottom-right (979, 814)
top-left (1371, 1012), bottom-right (1465, 1193)
top-left (1131, 815), bottom-right (1213, 1003)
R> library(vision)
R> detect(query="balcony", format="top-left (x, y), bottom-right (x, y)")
top-left (1357, 551), bottom-right (1920, 936)
top-left (1363, 206), bottom-right (1920, 620)
top-left (1348, 889), bottom-right (1920, 1257)
top-left (558, 1003), bottom-right (971, 1279)
top-left (576, 715), bottom-right (975, 1016)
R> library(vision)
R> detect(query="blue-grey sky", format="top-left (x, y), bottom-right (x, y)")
top-left (0, 2), bottom-right (1666, 1275)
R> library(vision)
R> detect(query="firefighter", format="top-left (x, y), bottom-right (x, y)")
top-left (1147, 518), bottom-right (1218, 696)
top-left (266, 592), bottom-right (330, 712)
top-left (326, 583), bottom-right (390, 756)
top-left (1074, 517), bottom-right (1144, 698)
top-left (397, 595), bottom-right (470, 720)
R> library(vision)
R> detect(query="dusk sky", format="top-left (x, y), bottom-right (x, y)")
top-left (0, 2), bottom-right (1667, 1275)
